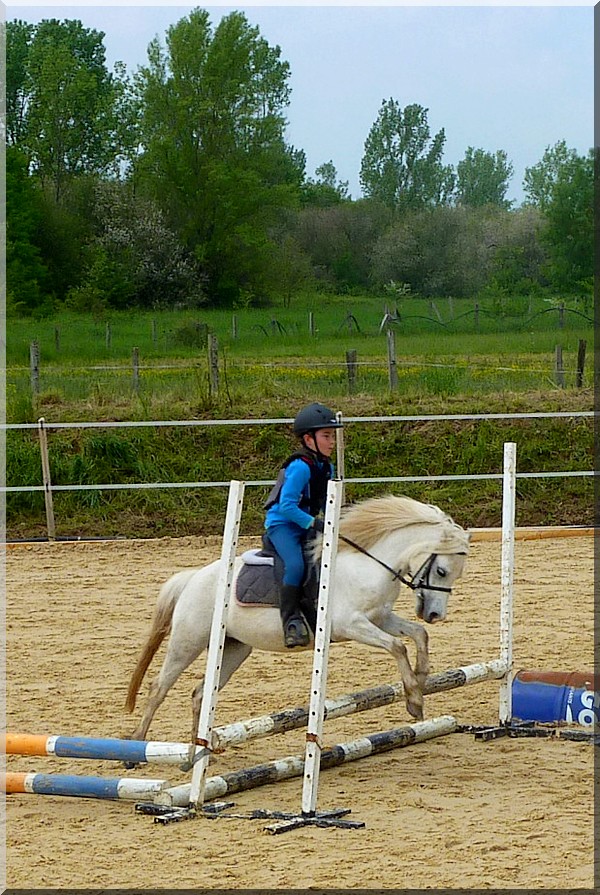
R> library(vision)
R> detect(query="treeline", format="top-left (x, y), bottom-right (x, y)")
top-left (7, 10), bottom-right (593, 316)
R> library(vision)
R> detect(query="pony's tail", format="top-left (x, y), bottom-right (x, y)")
top-left (124, 570), bottom-right (193, 713)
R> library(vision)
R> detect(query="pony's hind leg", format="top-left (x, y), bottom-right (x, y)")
top-left (130, 632), bottom-right (208, 743)
top-left (184, 637), bottom-right (253, 769)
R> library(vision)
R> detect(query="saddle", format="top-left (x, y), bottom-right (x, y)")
top-left (236, 533), bottom-right (319, 634)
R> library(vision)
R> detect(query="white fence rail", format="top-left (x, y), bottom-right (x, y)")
top-left (3, 411), bottom-right (595, 540)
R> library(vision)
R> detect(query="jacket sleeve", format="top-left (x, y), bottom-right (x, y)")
top-left (276, 459), bottom-right (315, 529)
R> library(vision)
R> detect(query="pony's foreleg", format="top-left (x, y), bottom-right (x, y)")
top-left (379, 614), bottom-right (429, 691)
top-left (185, 637), bottom-right (253, 768)
top-left (337, 615), bottom-right (424, 721)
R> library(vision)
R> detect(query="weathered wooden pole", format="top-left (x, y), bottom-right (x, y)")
top-left (208, 334), bottom-right (219, 396)
top-left (554, 345), bottom-right (565, 388)
top-left (575, 339), bottom-right (586, 388)
top-left (29, 341), bottom-right (40, 397)
top-left (132, 347), bottom-right (140, 394)
top-left (387, 329), bottom-right (398, 391)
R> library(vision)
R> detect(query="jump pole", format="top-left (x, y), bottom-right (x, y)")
top-left (187, 479), bottom-right (245, 811)
top-left (3, 772), bottom-right (168, 801)
top-left (153, 715), bottom-right (457, 810)
top-left (498, 442), bottom-right (516, 723)
top-left (1, 733), bottom-right (199, 766)
top-left (2, 659), bottom-right (505, 765)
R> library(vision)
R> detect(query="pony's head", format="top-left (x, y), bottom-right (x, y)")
top-left (336, 494), bottom-right (470, 623)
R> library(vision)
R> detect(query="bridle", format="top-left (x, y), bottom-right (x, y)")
top-left (338, 533), bottom-right (455, 594)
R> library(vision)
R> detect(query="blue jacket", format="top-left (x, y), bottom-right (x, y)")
top-left (265, 455), bottom-right (334, 530)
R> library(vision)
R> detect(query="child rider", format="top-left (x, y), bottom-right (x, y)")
top-left (264, 402), bottom-right (342, 648)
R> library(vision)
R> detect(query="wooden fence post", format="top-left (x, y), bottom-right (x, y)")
top-left (558, 303), bottom-right (565, 329)
top-left (309, 311), bottom-right (315, 337)
top-left (474, 302), bottom-right (480, 331)
top-left (208, 334), bottom-right (219, 396)
top-left (387, 329), bottom-right (398, 391)
top-left (152, 319), bottom-right (158, 347)
top-left (576, 339), bottom-right (586, 388)
top-left (106, 322), bottom-right (112, 350)
top-left (554, 345), bottom-right (565, 388)
top-left (38, 417), bottom-right (56, 541)
top-left (132, 347), bottom-right (140, 394)
top-left (346, 349), bottom-right (357, 394)
top-left (54, 327), bottom-right (60, 353)
top-left (30, 340), bottom-right (40, 397)
top-left (232, 315), bottom-right (238, 340)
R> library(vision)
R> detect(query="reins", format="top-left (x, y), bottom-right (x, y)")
top-left (337, 533), bottom-right (453, 594)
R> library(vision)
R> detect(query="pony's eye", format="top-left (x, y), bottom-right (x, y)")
top-left (436, 567), bottom-right (447, 577)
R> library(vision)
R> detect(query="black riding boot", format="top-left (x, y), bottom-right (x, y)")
top-left (279, 584), bottom-right (310, 648)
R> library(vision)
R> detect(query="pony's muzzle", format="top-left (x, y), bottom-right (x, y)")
top-left (415, 592), bottom-right (448, 624)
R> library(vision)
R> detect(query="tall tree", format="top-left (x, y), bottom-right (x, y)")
top-left (300, 160), bottom-right (350, 206)
top-left (135, 9), bottom-right (301, 304)
top-left (541, 150), bottom-right (593, 292)
top-left (523, 140), bottom-right (578, 210)
top-left (360, 100), bottom-right (454, 211)
top-left (7, 18), bottom-right (127, 201)
top-left (6, 146), bottom-right (50, 314)
top-left (456, 147), bottom-right (513, 208)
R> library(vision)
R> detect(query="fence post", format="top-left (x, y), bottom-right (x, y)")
top-left (576, 339), bottom-right (586, 388)
top-left (554, 345), bottom-right (565, 388)
top-left (38, 417), bottom-right (56, 541)
top-left (132, 347), bottom-right (140, 394)
top-left (474, 302), bottom-right (480, 331)
top-left (345, 349), bottom-right (357, 394)
top-left (152, 319), bottom-right (158, 347)
top-left (309, 311), bottom-right (315, 337)
top-left (387, 329), bottom-right (398, 391)
top-left (335, 411), bottom-right (345, 504)
top-left (30, 341), bottom-right (40, 398)
top-left (208, 334), bottom-right (219, 397)
top-left (232, 315), bottom-right (238, 340)
top-left (106, 322), bottom-right (112, 350)
top-left (558, 302), bottom-right (565, 329)
top-left (54, 327), bottom-right (60, 353)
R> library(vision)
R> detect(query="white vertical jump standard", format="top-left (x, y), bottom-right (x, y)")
top-left (498, 442), bottom-right (516, 724)
top-left (263, 478), bottom-right (365, 832)
top-left (302, 478), bottom-right (343, 812)
top-left (187, 479), bottom-right (245, 811)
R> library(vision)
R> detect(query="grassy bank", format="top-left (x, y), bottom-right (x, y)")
top-left (6, 389), bottom-right (593, 540)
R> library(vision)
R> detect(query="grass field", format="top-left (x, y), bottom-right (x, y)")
top-left (5, 295), bottom-right (593, 538)
top-left (5, 294), bottom-right (594, 421)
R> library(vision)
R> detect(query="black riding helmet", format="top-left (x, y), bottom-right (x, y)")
top-left (293, 402), bottom-right (342, 437)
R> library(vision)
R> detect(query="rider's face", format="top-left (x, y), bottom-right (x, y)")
top-left (305, 428), bottom-right (337, 458)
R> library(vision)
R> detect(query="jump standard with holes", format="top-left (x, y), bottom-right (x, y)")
top-left (3, 443), bottom-right (598, 833)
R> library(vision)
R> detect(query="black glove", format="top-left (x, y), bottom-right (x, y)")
top-left (312, 518), bottom-right (325, 533)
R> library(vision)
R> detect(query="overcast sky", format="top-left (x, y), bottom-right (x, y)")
top-left (8, 2), bottom-right (594, 204)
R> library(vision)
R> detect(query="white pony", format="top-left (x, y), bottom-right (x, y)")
top-left (125, 495), bottom-right (470, 744)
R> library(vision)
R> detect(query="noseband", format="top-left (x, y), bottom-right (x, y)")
top-left (338, 534), bottom-right (453, 594)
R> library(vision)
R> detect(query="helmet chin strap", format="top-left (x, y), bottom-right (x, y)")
top-left (303, 431), bottom-right (326, 464)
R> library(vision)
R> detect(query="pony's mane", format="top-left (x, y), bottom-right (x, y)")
top-left (337, 494), bottom-right (469, 554)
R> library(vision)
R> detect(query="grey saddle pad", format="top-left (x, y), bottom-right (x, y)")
top-left (236, 561), bottom-right (281, 607)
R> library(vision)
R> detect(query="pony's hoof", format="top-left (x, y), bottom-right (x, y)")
top-left (407, 701), bottom-right (424, 721)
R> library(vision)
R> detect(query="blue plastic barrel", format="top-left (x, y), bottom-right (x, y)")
top-left (512, 670), bottom-right (599, 726)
